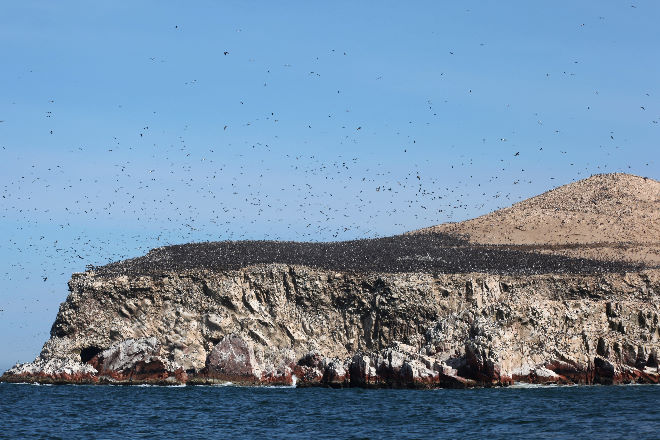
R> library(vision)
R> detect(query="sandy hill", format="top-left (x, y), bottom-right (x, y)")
top-left (413, 173), bottom-right (660, 265)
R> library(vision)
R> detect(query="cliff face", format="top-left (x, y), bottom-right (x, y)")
top-left (3, 173), bottom-right (658, 387)
top-left (3, 264), bottom-right (658, 387)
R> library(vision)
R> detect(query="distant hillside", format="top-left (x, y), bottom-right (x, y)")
top-left (413, 173), bottom-right (660, 265)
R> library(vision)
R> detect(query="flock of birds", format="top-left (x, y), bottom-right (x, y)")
top-left (97, 232), bottom-right (640, 277)
top-left (0, 11), bottom-right (657, 315)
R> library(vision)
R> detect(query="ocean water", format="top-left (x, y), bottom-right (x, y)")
top-left (1, 383), bottom-right (658, 439)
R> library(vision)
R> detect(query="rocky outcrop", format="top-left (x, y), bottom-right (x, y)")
top-left (3, 265), bottom-right (659, 387)
top-left (3, 174), bottom-right (658, 387)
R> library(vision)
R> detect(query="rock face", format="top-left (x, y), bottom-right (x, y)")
top-left (2, 173), bottom-right (658, 387)
top-left (2, 265), bottom-right (658, 387)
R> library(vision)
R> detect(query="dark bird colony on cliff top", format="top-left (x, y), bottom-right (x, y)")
top-left (93, 233), bottom-right (644, 277)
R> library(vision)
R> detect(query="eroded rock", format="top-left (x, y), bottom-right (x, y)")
top-left (2, 266), bottom-right (659, 387)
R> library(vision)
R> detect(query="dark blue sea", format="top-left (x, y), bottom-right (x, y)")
top-left (1, 383), bottom-right (658, 439)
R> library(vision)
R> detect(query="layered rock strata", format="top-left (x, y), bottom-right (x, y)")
top-left (3, 265), bottom-right (658, 387)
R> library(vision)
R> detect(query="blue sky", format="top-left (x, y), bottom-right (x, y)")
top-left (0, 1), bottom-right (658, 370)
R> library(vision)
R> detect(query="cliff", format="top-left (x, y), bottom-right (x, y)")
top-left (2, 173), bottom-right (659, 387)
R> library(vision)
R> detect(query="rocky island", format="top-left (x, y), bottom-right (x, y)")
top-left (2, 173), bottom-right (659, 387)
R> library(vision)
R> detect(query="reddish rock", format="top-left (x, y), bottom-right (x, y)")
top-left (0, 371), bottom-right (99, 385)
top-left (593, 357), bottom-right (616, 384)
top-left (84, 337), bottom-right (186, 384)
top-left (461, 344), bottom-right (510, 386)
top-left (349, 354), bottom-right (380, 387)
top-left (544, 360), bottom-right (590, 384)
top-left (322, 360), bottom-right (349, 387)
top-left (200, 334), bottom-right (262, 384)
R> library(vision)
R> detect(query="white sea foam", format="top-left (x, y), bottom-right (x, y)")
top-left (216, 381), bottom-right (236, 387)
top-left (509, 382), bottom-right (558, 389)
